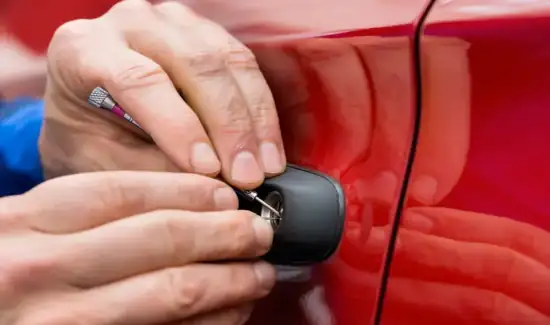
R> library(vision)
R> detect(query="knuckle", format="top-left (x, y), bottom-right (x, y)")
top-left (165, 268), bottom-right (206, 314)
top-left (217, 92), bottom-right (255, 136)
top-left (51, 19), bottom-right (94, 43)
top-left (184, 50), bottom-right (226, 78)
top-left (249, 100), bottom-right (279, 130)
top-left (220, 211), bottom-right (257, 253)
top-left (0, 197), bottom-right (25, 230)
top-left (94, 173), bottom-right (134, 206)
top-left (224, 44), bottom-right (258, 70)
top-left (159, 212), bottom-right (188, 261)
top-left (48, 20), bottom-right (97, 67)
top-left (1, 248), bottom-right (60, 294)
top-left (107, 61), bottom-right (171, 92)
top-left (18, 255), bottom-right (59, 279)
top-left (81, 172), bottom-right (146, 215)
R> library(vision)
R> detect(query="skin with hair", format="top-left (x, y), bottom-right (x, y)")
top-left (39, 0), bottom-right (287, 189)
top-left (0, 171), bottom-right (276, 325)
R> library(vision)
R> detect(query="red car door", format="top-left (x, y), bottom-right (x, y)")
top-left (177, 1), bottom-right (431, 324)
top-left (20, 0), bottom-right (550, 324)
top-left (380, 0), bottom-right (550, 324)
top-left (5, 0), bottom-right (432, 324)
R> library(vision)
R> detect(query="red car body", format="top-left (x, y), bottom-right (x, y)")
top-left (4, 0), bottom-right (550, 323)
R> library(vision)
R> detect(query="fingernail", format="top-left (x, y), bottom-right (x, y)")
top-left (410, 175), bottom-right (438, 204)
top-left (253, 216), bottom-right (274, 255)
top-left (213, 187), bottom-right (238, 210)
top-left (231, 151), bottom-right (264, 185)
top-left (260, 142), bottom-right (284, 174)
top-left (253, 261), bottom-right (276, 292)
top-left (190, 142), bottom-right (220, 174)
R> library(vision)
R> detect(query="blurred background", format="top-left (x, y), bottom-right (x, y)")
top-left (0, 0), bottom-right (119, 99)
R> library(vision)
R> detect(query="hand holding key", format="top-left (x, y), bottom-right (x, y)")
top-left (0, 171), bottom-right (275, 325)
top-left (39, 0), bottom-right (286, 189)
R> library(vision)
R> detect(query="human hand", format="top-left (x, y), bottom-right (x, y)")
top-left (0, 171), bottom-right (275, 325)
top-left (39, 0), bottom-right (285, 188)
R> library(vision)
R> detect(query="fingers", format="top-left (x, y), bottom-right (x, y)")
top-left (48, 0), bottom-right (287, 186)
top-left (154, 1), bottom-right (286, 179)
top-left (49, 14), bottom-right (221, 177)
top-left (76, 262), bottom-right (275, 325)
top-left (152, 3), bottom-right (282, 185)
top-left (210, 35), bottom-right (286, 178)
top-left (402, 207), bottom-right (550, 268)
top-left (19, 171), bottom-right (238, 233)
top-left (105, 0), bottom-right (283, 188)
top-left (58, 210), bottom-right (273, 287)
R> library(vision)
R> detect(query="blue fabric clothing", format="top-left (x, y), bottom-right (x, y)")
top-left (0, 98), bottom-right (45, 197)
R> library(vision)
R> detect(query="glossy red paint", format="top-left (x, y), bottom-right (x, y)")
top-left (3, 0), bottom-right (424, 323)
top-left (5, 0), bottom-right (428, 323)
top-left (8, 0), bottom-right (550, 324)
top-left (381, 0), bottom-right (550, 323)
top-left (182, 1), bottom-right (428, 324)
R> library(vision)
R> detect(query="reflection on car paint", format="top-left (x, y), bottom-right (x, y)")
top-left (180, 1), bottom-right (428, 324)
top-left (380, 1), bottom-right (550, 324)
top-left (246, 33), bottom-right (417, 325)
top-left (18, 0), bottom-right (550, 323)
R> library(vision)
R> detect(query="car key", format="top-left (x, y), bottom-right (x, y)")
top-left (88, 87), bottom-right (347, 266)
top-left (237, 164), bottom-right (346, 266)
top-left (88, 86), bottom-right (276, 211)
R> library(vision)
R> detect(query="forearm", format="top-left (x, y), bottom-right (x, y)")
top-left (0, 98), bottom-right (44, 196)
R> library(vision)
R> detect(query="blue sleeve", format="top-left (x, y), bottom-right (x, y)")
top-left (0, 98), bottom-right (45, 197)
